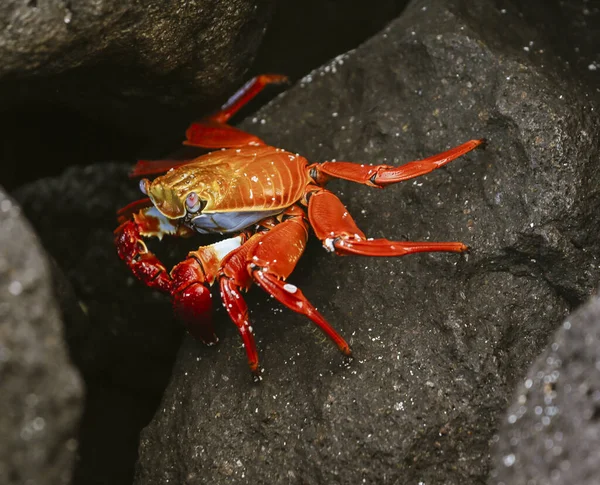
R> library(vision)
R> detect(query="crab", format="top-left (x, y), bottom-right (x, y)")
top-left (115, 74), bottom-right (484, 379)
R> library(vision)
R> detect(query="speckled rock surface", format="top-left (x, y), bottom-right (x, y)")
top-left (127, 0), bottom-right (600, 484)
top-left (14, 164), bottom-right (184, 485)
top-left (0, 187), bottom-right (83, 485)
top-left (0, 0), bottom-right (276, 142)
top-left (490, 289), bottom-right (600, 485)
top-left (9, 0), bottom-right (600, 483)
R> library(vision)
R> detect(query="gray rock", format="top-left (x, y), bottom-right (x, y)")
top-left (490, 289), bottom-right (600, 485)
top-left (129, 0), bottom-right (600, 484)
top-left (15, 163), bottom-right (185, 485)
top-left (15, 163), bottom-right (185, 387)
top-left (0, 187), bottom-right (83, 485)
top-left (0, 0), bottom-right (276, 137)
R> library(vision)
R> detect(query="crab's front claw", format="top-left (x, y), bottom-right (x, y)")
top-left (170, 258), bottom-right (218, 345)
top-left (172, 283), bottom-right (217, 344)
top-left (114, 220), bottom-right (172, 293)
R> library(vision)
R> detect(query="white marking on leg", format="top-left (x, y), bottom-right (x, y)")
top-left (283, 283), bottom-right (297, 294)
top-left (212, 236), bottom-right (243, 261)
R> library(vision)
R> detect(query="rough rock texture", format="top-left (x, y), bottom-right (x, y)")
top-left (14, 164), bottom-right (185, 485)
top-left (251, 0), bottom-right (411, 80)
top-left (0, 187), bottom-right (83, 485)
top-left (0, 0), bottom-right (276, 193)
top-left (123, 0), bottom-right (598, 484)
top-left (0, 0), bottom-right (275, 132)
top-left (490, 289), bottom-right (600, 485)
top-left (1, 0), bottom-right (411, 193)
top-left (9, 0), bottom-right (600, 483)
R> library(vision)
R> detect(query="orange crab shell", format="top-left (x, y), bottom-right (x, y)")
top-left (145, 147), bottom-right (312, 219)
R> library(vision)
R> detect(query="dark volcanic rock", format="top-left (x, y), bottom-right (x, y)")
top-left (0, 187), bottom-right (83, 485)
top-left (252, 0), bottom-right (411, 80)
top-left (14, 164), bottom-right (185, 485)
top-left (129, 0), bottom-right (600, 484)
top-left (0, 0), bottom-right (277, 192)
top-left (14, 164), bottom-right (185, 387)
top-left (490, 289), bottom-right (600, 485)
top-left (0, 0), bottom-right (275, 132)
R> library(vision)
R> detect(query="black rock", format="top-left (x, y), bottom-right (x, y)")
top-left (14, 164), bottom-right (185, 485)
top-left (0, 0), bottom-right (276, 193)
top-left (0, 0), bottom-right (275, 134)
top-left (0, 187), bottom-right (83, 485)
top-left (490, 288), bottom-right (600, 485)
top-left (128, 0), bottom-right (600, 484)
top-left (8, 0), bottom-right (600, 483)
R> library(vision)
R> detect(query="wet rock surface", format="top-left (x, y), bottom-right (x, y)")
top-left (0, 0), bottom-right (275, 192)
top-left (0, 187), bottom-right (83, 485)
top-left (490, 289), bottom-right (600, 485)
top-left (5, 0), bottom-right (599, 483)
top-left (14, 164), bottom-right (184, 485)
top-left (1, 0), bottom-right (410, 192)
top-left (127, 0), bottom-right (598, 484)
top-left (0, 0), bottom-right (275, 134)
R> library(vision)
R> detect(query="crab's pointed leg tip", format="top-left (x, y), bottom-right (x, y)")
top-left (251, 370), bottom-right (263, 384)
top-left (274, 74), bottom-right (290, 84)
top-left (477, 138), bottom-right (488, 148)
top-left (342, 354), bottom-right (354, 368)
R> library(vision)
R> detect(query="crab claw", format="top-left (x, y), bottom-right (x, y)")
top-left (170, 258), bottom-right (218, 344)
top-left (173, 283), bottom-right (217, 344)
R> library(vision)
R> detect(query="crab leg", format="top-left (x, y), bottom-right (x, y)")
top-left (130, 74), bottom-right (289, 174)
top-left (114, 219), bottom-right (173, 293)
top-left (216, 208), bottom-right (351, 377)
top-left (247, 213), bottom-right (351, 360)
top-left (311, 139), bottom-right (484, 187)
top-left (307, 189), bottom-right (468, 257)
top-left (170, 235), bottom-right (247, 344)
top-left (217, 235), bottom-right (263, 374)
top-left (211, 74), bottom-right (289, 123)
top-left (184, 74), bottom-right (288, 149)
top-left (184, 120), bottom-right (266, 149)
top-left (115, 206), bottom-right (248, 343)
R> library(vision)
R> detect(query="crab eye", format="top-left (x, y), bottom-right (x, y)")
top-left (185, 191), bottom-right (203, 213)
top-left (139, 178), bottom-right (150, 195)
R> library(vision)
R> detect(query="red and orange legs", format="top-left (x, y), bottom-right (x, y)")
top-left (217, 208), bottom-right (351, 378)
top-left (217, 235), bottom-right (262, 375)
top-left (311, 139), bottom-right (484, 187)
top-left (130, 74), bottom-right (289, 176)
top-left (307, 188), bottom-right (468, 257)
top-left (184, 74), bottom-right (289, 150)
top-left (115, 205), bottom-right (249, 344)
top-left (211, 74), bottom-right (289, 124)
top-left (170, 234), bottom-right (247, 344)
top-left (247, 211), bottom-right (351, 362)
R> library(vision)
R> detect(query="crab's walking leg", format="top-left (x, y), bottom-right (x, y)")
top-left (247, 213), bottom-right (351, 360)
top-left (311, 139), bottom-right (485, 187)
top-left (308, 189), bottom-right (468, 256)
top-left (216, 208), bottom-right (351, 377)
top-left (211, 74), bottom-right (289, 124)
top-left (184, 74), bottom-right (288, 149)
top-left (217, 235), bottom-right (263, 374)
top-left (130, 74), bottom-right (289, 176)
